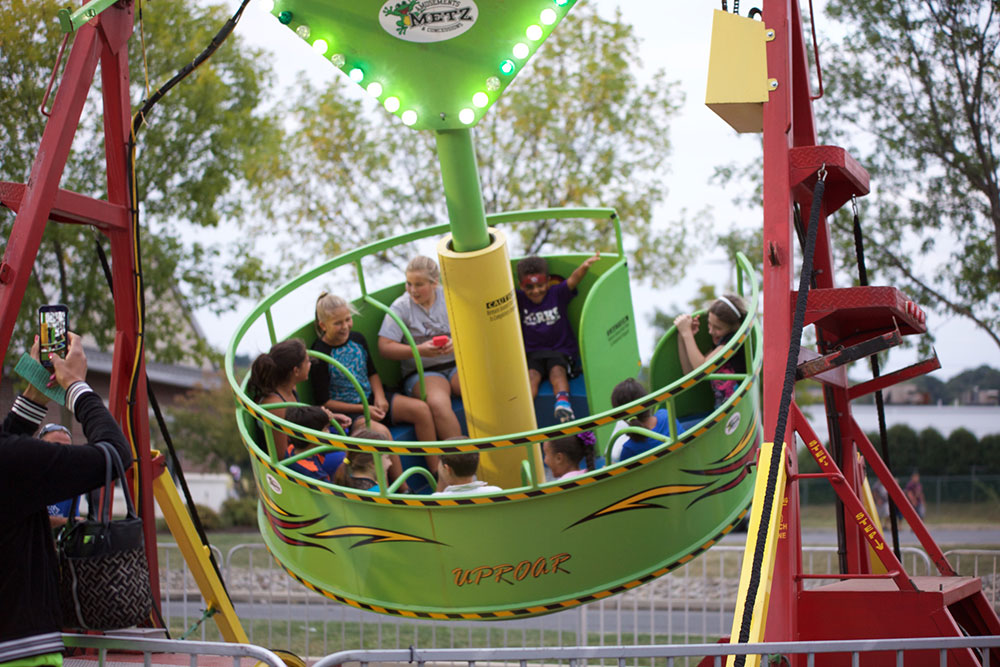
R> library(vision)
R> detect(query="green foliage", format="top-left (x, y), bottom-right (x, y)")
top-left (192, 503), bottom-right (222, 532)
top-left (166, 371), bottom-right (249, 474)
top-left (821, 0), bottom-right (1000, 350)
top-left (0, 0), bottom-right (281, 365)
top-left (262, 6), bottom-right (686, 283)
top-left (219, 496), bottom-right (257, 528)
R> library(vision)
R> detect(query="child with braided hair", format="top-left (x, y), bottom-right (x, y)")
top-left (543, 431), bottom-right (597, 480)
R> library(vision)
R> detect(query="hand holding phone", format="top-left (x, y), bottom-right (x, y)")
top-left (39, 305), bottom-right (69, 371)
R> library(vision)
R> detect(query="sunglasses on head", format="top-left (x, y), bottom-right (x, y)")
top-left (38, 423), bottom-right (71, 438)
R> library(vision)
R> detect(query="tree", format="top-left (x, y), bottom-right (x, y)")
top-left (0, 0), bottom-right (282, 365)
top-left (820, 0), bottom-right (1000, 350)
top-left (167, 371), bottom-right (251, 480)
top-left (257, 6), bottom-right (686, 282)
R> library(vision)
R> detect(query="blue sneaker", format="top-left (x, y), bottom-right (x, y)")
top-left (554, 401), bottom-right (575, 423)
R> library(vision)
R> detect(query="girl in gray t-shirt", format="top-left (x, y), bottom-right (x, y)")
top-left (378, 256), bottom-right (464, 440)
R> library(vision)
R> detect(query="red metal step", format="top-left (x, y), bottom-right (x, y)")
top-left (789, 145), bottom-right (870, 214)
top-left (796, 286), bottom-right (928, 344)
top-left (798, 577), bottom-right (1000, 666)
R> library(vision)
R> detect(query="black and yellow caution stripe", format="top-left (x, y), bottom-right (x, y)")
top-left (261, 506), bottom-right (751, 620)
top-left (250, 386), bottom-right (758, 507)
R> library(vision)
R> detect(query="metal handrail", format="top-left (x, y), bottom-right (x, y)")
top-left (62, 634), bottom-right (288, 667)
top-left (227, 215), bottom-right (760, 485)
top-left (312, 636), bottom-right (1000, 667)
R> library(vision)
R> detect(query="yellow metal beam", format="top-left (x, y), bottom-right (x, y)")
top-left (727, 441), bottom-right (788, 667)
top-left (151, 455), bottom-right (249, 643)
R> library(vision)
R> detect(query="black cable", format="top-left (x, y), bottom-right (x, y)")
top-left (851, 199), bottom-right (902, 559)
top-left (734, 168), bottom-right (827, 666)
top-left (793, 204), bottom-right (847, 573)
top-left (94, 236), bottom-right (231, 620)
top-left (95, 0), bottom-right (251, 629)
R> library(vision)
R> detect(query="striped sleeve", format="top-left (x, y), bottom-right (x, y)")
top-left (66, 381), bottom-right (94, 413)
top-left (11, 394), bottom-right (46, 425)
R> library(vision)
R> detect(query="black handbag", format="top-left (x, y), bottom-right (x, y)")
top-left (57, 441), bottom-right (153, 630)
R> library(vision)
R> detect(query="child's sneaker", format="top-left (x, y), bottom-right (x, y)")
top-left (554, 401), bottom-right (575, 423)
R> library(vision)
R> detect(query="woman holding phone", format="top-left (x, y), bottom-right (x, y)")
top-left (0, 332), bottom-right (132, 665)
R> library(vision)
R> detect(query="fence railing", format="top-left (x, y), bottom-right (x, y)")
top-left (310, 636), bottom-right (1000, 667)
top-left (63, 633), bottom-right (288, 667)
top-left (157, 542), bottom-right (949, 657)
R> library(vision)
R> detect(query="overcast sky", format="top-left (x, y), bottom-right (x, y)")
top-left (209, 0), bottom-right (999, 380)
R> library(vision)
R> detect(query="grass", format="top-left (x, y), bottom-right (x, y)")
top-left (800, 501), bottom-right (1000, 531)
top-left (165, 616), bottom-right (709, 664)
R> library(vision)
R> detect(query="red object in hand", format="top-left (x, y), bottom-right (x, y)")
top-left (432, 335), bottom-right (450, 347)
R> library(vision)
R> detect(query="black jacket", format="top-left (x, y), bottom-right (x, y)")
top-left (0, 388), bottom-right (131, 652)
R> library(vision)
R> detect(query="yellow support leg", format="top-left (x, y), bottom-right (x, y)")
top-left (151, 455), bottom-right (249, 644)
top-left (727, 441), bottom-right (788, 667)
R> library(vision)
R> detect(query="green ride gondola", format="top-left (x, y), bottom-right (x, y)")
top-left (226, 212), bottom-right (762, 619)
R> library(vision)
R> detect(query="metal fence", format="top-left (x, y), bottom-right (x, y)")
top-left (63, 633), bottom-right (288, 667)
top-left (158, 542), bottom-right (943, 658)
top-left (946, 549), bottom-right (999, 611)
top-left (310, 636), bottom-right (1000, 667)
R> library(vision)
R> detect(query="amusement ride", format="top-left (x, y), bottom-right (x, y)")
top-left (0, 0), bottom-right (997, 665)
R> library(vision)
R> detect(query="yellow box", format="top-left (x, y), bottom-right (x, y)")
top-left (705, 9), bottom-right (770, 133)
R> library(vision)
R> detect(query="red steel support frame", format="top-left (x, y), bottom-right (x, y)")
top-left (0, 3), bottom-right (160, 609)
top-left (760, 0), bottom-right (1000, 657)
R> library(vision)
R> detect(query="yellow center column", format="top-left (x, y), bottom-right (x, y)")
top-left (438, 230), bottom-right (542, 488)
top-left (434, 128), bottom-right (541, 489)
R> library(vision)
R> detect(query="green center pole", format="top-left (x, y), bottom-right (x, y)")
top-left (435, 129), bottom-right (490, 252)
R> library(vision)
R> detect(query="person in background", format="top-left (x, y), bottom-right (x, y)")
top-left (543, 431), bottom-right (597, 481)
top-left (515, 252), bottom-right (600, 423)
top-left (904, 470), bottom-right (926, 520)
top-left (0, 333), bottom-right (132, 666)
top-left (377, 256), bottom-right (463, 440)
top-left (37, 423), bottom-right (81, 530)
top-left (433, 451), bottom-right (503, 495)
top-left (673, 294), bottom-right (748, 407)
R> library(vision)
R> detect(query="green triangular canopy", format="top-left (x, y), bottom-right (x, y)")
top-left (266, 0), bottom-right (576, 130)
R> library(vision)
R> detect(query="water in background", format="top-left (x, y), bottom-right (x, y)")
top-left (798, 404), bottom-right (1000, 444)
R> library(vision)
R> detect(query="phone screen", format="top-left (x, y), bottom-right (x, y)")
top-left (39, 305), bottom-right (69, 369)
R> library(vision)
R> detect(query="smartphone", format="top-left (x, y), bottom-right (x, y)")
top-left (39, 304), bottom-right (69, 370)
top-left (432, 335), bottom-right (450, 348)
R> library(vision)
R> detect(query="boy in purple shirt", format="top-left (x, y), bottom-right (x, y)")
top-left (515, 252), bottom-right (600, 422)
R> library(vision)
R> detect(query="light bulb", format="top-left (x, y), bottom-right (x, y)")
top-left (312, 39), bottom-right (328, 54)
top-left (472, 92), bottom-right (489, 108)
top-left (459, 108), bottom-right (475, 124)
top-left (486, 76), bottom-right (501, 91)
top-left (512, 43), bottom-right (529, 59)
top-left (349, 68), bottom-right (364, 83)
top-left (296, 24), bottom-right (310, 39)
top-left (499, 59), bottom-right (515, 75)
top-left (540, 8), bottom-right (557, 25)
top-left (526, 25), bottom-right (542, 41)
top-left (401, 110), bottom-right (417, 126)
top-left (367, 82), bottom-right (383, 98)
top-left (384, 96), bottom-right (400, 112)
top-left (330, 53), bottom-right (345, 67)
